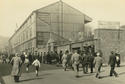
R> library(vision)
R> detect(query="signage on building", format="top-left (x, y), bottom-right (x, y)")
top-left (98, 21), bottom-right (120, 29)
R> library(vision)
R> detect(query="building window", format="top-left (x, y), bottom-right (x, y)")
top-left (26, 30), bottom-right (28, 40)
top-left (30, 28), bottom-right (32, 38)
top-left (23, 32), bottom-right (25, 41)
top-left (21, 35), bottom-right (23, 43)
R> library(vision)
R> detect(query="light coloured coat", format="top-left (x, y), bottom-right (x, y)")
top-left (71, 53), bottom-right (80, 65)
top-left (94, 56), bottom-right (103, 73)
top-left (62, 54), bottom-right (68, 68)
top-left (11, 56), bottom-right (22, 76)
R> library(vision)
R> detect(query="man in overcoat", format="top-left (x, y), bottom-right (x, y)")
top-left (82, 53), bottom-right (89, 74)
top-left (88, 52), bottom-right (94, 73)
top-left (108, 51), bottom-right (118, 77)
top-left (94, 52), bottom-right (103, 79)
top-left (10, 53), bottom-right (22, 82)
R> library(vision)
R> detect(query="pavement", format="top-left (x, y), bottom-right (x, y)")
top-left (3, 64), bottom-right (125, 84)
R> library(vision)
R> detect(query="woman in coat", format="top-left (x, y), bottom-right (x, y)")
top-left (94, 52), bottom-right (103, 79)
top-left (10, 53), bottom-right (22, 82)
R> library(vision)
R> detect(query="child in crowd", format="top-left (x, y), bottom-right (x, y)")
top-left (32, 58), bottom-right (41, 76)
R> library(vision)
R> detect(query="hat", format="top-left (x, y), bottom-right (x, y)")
top-left (111, 51), bottom-right (114, 54)
top-left (96, 52), bottom-right (100, 56)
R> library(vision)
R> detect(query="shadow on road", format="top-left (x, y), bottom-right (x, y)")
top-left (20, 77), bottom-right (43, 82)
top-left (119, 72), bottom-right (125, 75)
top-left (18, 73), bottom-right (52, 83)
top-left (100, 71), bottom-right (125, 79)
top-left (100, 75), bottom-right (110, 79)
top-left (38, 73), bottom-right (52, 77)
top-left (76, 73), bottom-right (95, 78)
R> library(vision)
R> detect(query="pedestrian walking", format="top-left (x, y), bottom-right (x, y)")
top-left (39, 52), bottom-right (42, 63)
top-left (67, 52), bottom-right (73, 70)
top-left (20, 52), bottom-right (25, 64)
top-left (46, 52), bottom-right (51, 64)
top-left (2, 54), bottom-right (7, 64)
top-left (32, 58), bottom-right (41, 76)
top-left (30, 53), bottom-right (34, 64)
top-left (94, 52), bottom-right (103, 79)
top-left (59, 50), bottom-right (63, 64)
top-left (55, 51), bottom-right (60, 64)
top-left (81, 53), bottom-right (89, 74)
top-left (43, 52), bottom-right (46, 64)
top-left (62, 50), bottom-right (69, 71)
top-left (24, 52), bottom-right (30, 72)
top-left (88, 52), bottom-right (94, 73)
top-left (108, 51), bottom-right (118, 77)
top-left (71, 50), bottom-right (81, 78)
top-left (10, 53), bottom-right (22, 82)
top-left (115, 52), bottom-right (120, 67)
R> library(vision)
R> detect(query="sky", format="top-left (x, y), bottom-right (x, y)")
top-left (0, 0), bottom-right (125, 37)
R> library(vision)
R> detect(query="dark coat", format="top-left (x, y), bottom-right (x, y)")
top-left (20, 54), bottom-right (25, 63)
top-left (108, 54), bottom-right (116, 67)
top-left (88, 56), bottom-right (94, 63)
top-left (82, 54), bottom-right (89, 65)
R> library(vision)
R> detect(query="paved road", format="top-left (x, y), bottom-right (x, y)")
top-left (3, 65), bottom-right (125, 84)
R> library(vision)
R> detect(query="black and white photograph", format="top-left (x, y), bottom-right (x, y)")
top-left (0, 0), bottom-right (125, 84)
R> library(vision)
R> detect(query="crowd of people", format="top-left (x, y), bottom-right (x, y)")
top-left (61, 49), bottom-right (121, 79)
top-left (0, 45), bottom-right (121, 82)
top-left (0, 54), bottom-right (9, 63)
top-left (61, 49), bottom-right (98, 78)
top-left (8, 50), bottom-right (63, 82)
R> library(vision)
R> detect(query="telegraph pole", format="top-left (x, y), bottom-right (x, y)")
top-left (118, 23), bottom-right (120, 53)
top-left (60, 0), bottom-right (63, 37)
top-left (98, 21), bottom-right (101, 50)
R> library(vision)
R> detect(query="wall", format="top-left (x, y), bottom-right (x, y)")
top-left (57, 44), bottom-right (70, 53)
top-left (36, 1), bottom-right (89, 43)
top-left (9, 12), bottom-right (37, 53)
top-left (94, 29), bottom-right (125, 62)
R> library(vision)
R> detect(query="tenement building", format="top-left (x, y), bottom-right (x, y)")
top-left (9, 1), bottom-right (92, 54)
